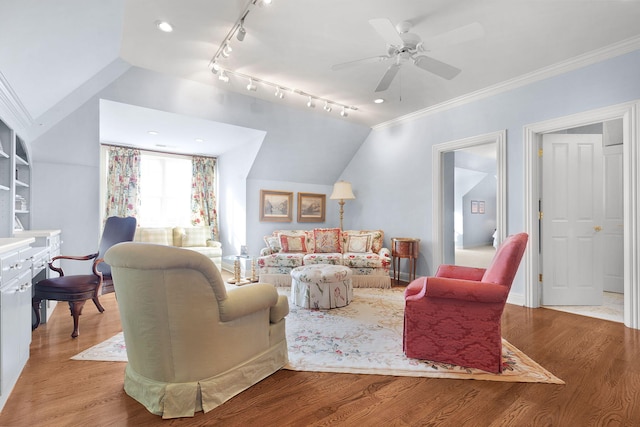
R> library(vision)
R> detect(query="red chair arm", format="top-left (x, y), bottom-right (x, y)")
top-left (425, 276), bottom-right (509, 303)
top-left (48, 252), bottom-right (99, 277)
top-left (435, 264), bottom-right (486, 281)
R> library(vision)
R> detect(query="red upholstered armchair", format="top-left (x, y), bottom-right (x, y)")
top-left (403, 233), bottom-right (528, 373)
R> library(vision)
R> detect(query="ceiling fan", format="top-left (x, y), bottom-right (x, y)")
top-left (331, 19), bottom-right (484, 92)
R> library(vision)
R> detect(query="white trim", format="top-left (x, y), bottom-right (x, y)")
top-left (373, 36), bottom-right (640, 130)
top-left (523, 101), bottom-right (639, 329)
top-left (432, 130), bottom-right (507, 270)
top-left (0, 71), bottom-right (32, 131)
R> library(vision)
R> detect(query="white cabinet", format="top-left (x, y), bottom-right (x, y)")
top-left (0, 238), bottom-right (34, 412)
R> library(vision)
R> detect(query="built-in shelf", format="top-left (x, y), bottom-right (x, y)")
top-left (0, 185), bottom-right (9, 191)
top-left (14, 180), bottom-right (28, 188)
top-left (15, 155), bottom-right (28, 166)
top-left (0, 151), bottom-right (8, 159)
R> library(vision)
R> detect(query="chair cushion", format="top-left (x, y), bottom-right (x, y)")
top-left (135, 228), bottom-right (171, 245)
top-left (35, 275), bottom-right (101, 300)
top-left (182, 227), bottom-right (209, 247)
top-left (342, 253), bottom-right (386, 268)
top-left (258, 253), bottom-right (304, 268)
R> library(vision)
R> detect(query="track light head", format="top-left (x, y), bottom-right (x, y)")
top-left (275, 87), bottom-right (285, 99)
top-left (218, 71), bottom-right (229, 82)
top-left (221, 43), bottom-right (232, 58)
top-left (323, 101), bottom-right (332, 112)
top-left (246, 78), bottom-right (257, 91)
top-left (340, 106), bottom-right (348, 117)
top-left (306, 96), bottom-right (315, 108)
top-left (236, 23), bottom-right (246, 41)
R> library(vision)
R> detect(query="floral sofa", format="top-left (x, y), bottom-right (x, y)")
top-left (257, 228), bottom-right (391, 288)
top-left (133, 226), bottom-right (222, 272)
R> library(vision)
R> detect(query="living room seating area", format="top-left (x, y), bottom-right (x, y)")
top-left (257, 228), bottom-right (391, 288)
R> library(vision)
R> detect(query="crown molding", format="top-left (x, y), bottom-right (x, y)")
top-left (372, 35), bottom-right (640, 130)
top-left (0, 71), bottom-right (33, 132)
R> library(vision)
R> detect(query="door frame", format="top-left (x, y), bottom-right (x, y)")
top-left (432, 130), bottom-right (507, 270)
top-left (523, 101), bottom-right (640, 329)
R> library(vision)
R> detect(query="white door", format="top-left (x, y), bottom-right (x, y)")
top-left (602, 144), bottom-right (624, 293)
top-left (541, 134), bottom-right (603, 305)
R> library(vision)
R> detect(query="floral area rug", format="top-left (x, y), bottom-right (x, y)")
top-left (72, 287), bottom-right (563, 384)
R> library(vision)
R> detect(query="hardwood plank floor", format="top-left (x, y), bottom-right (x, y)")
top-left (2, 286), bottom-right (640, 426)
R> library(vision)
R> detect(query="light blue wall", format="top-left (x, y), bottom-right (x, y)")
top-left (30, 66), bottom-right (369, 274)
top-left (342, 49), bottom-right (640, 297)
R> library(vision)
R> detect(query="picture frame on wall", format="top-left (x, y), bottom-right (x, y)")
top-left (297, 192), bottom-right (326, 223)
top-left (260, 189), bottom-right (293, 222)
top-left (471, 200), bottom-right (479, 214)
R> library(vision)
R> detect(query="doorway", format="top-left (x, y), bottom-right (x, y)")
top-left (433, 130), bottom-right (506, 270)
top-left (539, 124), bottom-right (624, 319)
top-left (523, 101), bottom-right (640, 329)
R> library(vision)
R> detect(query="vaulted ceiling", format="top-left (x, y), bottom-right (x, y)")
top-left (2, 0), bottom-right (640, 141)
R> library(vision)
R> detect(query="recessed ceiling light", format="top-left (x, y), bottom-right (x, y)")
top-left (195, 138), bottom-right (204, 143)
top-left (148, 131), bottom-right (159, 135)
top-left (155, 21), bottom-right (173, 33)
top-left (374, 98), bottom-right (385, 104)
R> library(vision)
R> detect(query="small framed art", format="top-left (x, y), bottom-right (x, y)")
top-left (297, 192), bottom-right (326, 223)
top-left (260, 189), bottom-right (293, 222)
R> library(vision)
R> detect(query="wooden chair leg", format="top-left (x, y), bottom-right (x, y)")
top-left (32, 298), bottom-right (42, 331)
top-left (68, 300), bottom-right (87, 338)
top-left (92, 296), bottom-right (105, 313)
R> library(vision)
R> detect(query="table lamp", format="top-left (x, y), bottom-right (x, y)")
top-left (330, 181), bottom-right (356, 230)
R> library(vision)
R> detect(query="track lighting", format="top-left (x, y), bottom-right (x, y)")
top-left (306, 96), bottom-right (315, 108)
top-left (218, 70), bottom-right (229, 82)
top-left (257, 0), bottom-right (272, 6)
top-left (275, 87), bottom-right (285, 99)
top-left (236, 20), bottom-right (246, 41)
top-left (221, 43), bottom-right (232, 58)
top-left (323, 101), bottom-right (332, 112)
top-left (340, 107), bottom-right (348, 117)
top-left (209, 61), bottom-right (221, 74)
top-left (246, 78), bottom-right (257, 91)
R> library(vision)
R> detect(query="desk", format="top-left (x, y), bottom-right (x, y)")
top-left (391, 238), bottom-right (420, 283)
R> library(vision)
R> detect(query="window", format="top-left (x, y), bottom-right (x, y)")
top-left (138, 152), bottom-right (192, 227)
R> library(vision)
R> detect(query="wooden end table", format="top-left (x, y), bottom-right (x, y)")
top-left (391, 238), bottom-right (420, 283)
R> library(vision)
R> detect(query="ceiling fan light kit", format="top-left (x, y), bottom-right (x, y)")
top-left (206, 0), bottom-right (357, 118)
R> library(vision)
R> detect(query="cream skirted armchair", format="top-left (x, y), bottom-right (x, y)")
top-left (104, 242), bottom-right (289, 419)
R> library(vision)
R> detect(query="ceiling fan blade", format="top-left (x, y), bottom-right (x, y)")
top-left (369, 18), bottom-right (404, 46)
top-left (331, 55), bottom-right (390, 71)
top-left (422, 22), bottom-right (485, 51)
top-left (375, 63), bottom-right (401, 92)
top-left (414, 55), bottom-right (461, 80)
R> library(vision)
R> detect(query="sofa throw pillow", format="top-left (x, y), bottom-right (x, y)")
top-left (139, 228), bottom-right (170, 246)
top-left (313, 228), bottom-right (342, 253)
top-left (264, 235), bottom-right (282, 253)
top-left (183, 227), bottom-right (209, 247)
top-left (361, 230), bottom-right (384, 253)
top-left (345, 233), bottom-right (372, 253)
top-left (279, 234), bottom-right (307, 253)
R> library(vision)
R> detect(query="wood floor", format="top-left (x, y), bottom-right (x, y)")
top-left (2, 287), bottom-right (640, 426)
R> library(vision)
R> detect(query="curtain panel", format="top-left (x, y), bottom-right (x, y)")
top-left (105, 146), bottom-right (141, 219)
top-left (191, 156), bottom-right (219, 240)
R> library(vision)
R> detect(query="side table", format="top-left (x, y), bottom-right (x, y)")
top-left (224, 255), bottom-right (258, 285)
top-left (391, 237), bottom-right (420, 283)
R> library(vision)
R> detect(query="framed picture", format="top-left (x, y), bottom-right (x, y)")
top-left (478, 201), bottom-right (486, 214)
top-left (297, 192), bottom-right (326, 223)
top-left (260, 190), bottom-right (293, 222)
top-left (471, 200), bottom-right (479, 214)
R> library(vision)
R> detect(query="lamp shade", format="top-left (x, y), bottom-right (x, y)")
top-left (330, 181), bottom-right (356, 200)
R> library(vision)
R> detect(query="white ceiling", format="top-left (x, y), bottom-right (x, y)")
top-left (99, 100), bottom-right (265, 156)
top-left (118, 0), bottom-right (640, 127)
top-left (2, 0), bottom-right (640, 150)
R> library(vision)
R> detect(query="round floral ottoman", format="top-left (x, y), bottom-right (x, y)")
top-left (290, 264), bottom-right (353, 309)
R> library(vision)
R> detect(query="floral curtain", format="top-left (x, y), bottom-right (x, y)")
top-left (105, 146), bottom-right (141, 219)
top-left (191, 156), bottom-right (219, 240)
